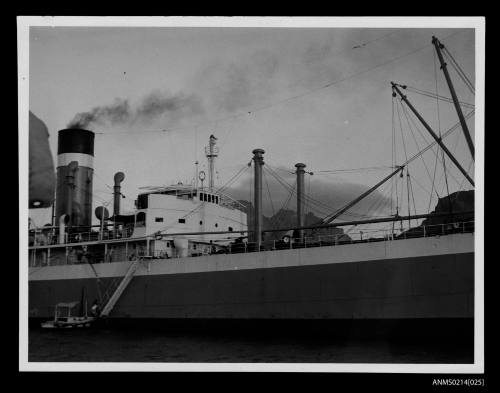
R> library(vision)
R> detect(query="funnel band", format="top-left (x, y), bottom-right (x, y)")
top-left (57, 152), bottom-right (94, 168)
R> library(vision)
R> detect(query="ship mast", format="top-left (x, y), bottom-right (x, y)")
top-left (252, 148), bottom-right (265, 251)
top-left (432, 36), bottom-right (475, 161)
top-left (295, 163), bottom-right (306, 239)
top-left (391, 82), bottom-right (474, 187)
top-left (318, 40), bottom-right (475, 226)
top-left (205, 135), bottom-right (219, 192)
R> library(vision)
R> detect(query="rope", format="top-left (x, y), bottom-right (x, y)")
top-left (306, 174), bottom-right (311, 218)
top-left (400, 101), bottom-right (441, 198)
top-left (263, 169), bottom-right (276, 218)
top-left (269, 180), bottom-right (296, 230)
top-left (266, 164), bottom-right (370, 220)
top-left (443, 46), bottom-right (475, 94)
top-left (408, 171), bottom-right (418, 219)
top-left (406, 168), bottom-right (411, 228)
top-left (315, 166), bottom-right (393, 173)
top-left (392, 98), bottom-right (399, 218)
top-left (405, 86), bottom-right (474, 108)
top-left (428, 51), bottom-right (441, 213)
top-left (215, 163), bottom-right (250, 194)
top-left (404, 110), bottom-right (474, 168)
top-left (395, 99), bottom-right (409, 164)
top-left (264, 165), bottom-right (335, 219)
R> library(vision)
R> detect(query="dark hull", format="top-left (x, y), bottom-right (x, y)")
top-left (29, 251), bottom-right (474, 320)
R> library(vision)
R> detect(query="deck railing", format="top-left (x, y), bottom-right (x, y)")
top-left (29, 227), bottom-right (135, 247)
top-left (28, 220), bottom-right (474, 267)
top-left (225, 220), bottom-right (475, 254)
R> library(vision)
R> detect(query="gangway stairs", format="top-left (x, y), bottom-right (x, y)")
top-left (99, 259), bottom-right (139, 317)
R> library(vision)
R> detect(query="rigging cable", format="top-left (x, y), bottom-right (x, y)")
top-left (269, 178), bottom-right (296, 230)
top-left (429, 51), bottom-right (442, 213)
top-left (266, 164), bottom-right (372, 220)
top-left (264, 165), bottom-right (341, 220)
top-left (404, 86), bottom-right (474, 108)
top-left (263, 168), bottom-right (276, 219)
top-left (399, 99), bottom-right (442, 198)
top-left (434, 48), bottom-right (451, 204)
top-left (216, 163), bottom-right (250, 195)
top-left (312, 110), bottom-right (473, 226)
top-left (406, 168), bottom-right (412, 228)
top-left (399, 92), bottom-right (468, 189)
top-left (442, 46), bottom-right (475, 94)
top-left (391, 97), bottom-right (398, 234)
top-left (408, 170), bottom-right (418, 220)
top-left (315, 166), bottom-right (393, 173)
top-left (306, 173), bottom-right (311, 221)
top-left (395, 95), bottom-right (410, 228)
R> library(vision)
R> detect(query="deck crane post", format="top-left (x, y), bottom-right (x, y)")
top-left (391, 82), bottom-right (474, 187)
top-left (432, 36), bottom-right (475, 161)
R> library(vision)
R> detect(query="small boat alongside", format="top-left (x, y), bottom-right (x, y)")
top-left (41, 301), bottom-right (97, 329)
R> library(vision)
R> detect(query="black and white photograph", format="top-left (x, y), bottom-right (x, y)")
top-left (19, 16), bottom-right (484, 373)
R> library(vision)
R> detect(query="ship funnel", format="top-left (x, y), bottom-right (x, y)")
top-left (55, 129), bottom-right (95, 231)
top-left (252, 148), bottom-right (265, 250)
top-left (295, 163), bottom-right (306, 239)
top-left (113, 172), bottom-right (125, 217)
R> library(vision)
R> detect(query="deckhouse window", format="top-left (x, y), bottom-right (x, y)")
top-left (178, 218), bottom-right (186, 224)
top-left (137, 194), bottom-right (148, 209)
top-left (155, 217), bottom-right (163, 222)
top-left (136, 212), bottom-right (146, 227)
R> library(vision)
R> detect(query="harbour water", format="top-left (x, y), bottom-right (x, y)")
top-left (28, 325), bottom-right (473, 363)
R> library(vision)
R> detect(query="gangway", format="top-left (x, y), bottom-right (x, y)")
top-left (99, 259), bottom-right (139, 317)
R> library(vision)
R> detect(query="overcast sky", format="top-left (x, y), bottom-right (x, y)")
top-left (27, 23), bottom-right (476, 228)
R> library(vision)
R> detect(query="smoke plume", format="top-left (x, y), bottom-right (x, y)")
top-left (68, 98), bottom-right (131, 129)
top-left (67, 91), bottom-right (204, 129)
top-left (67, 32), bottom-right (368, 129)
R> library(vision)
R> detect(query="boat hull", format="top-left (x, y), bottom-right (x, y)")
top-left (29, 233), bottom-right (474, 321)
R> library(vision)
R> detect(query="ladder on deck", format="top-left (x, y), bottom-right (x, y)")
top-left (100, 259), bottom-right (139, 317)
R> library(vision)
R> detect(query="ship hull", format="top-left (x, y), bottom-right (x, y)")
top-left (29, 233), bottom-right (474, 324)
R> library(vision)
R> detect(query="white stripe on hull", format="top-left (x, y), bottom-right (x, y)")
top-left (29, 233), bottom-right (474, 282)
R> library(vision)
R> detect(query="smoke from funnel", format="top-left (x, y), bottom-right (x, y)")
top-left (67, 34), bottom-right (358, 130)
top-left (68, 98), bottom-right (131, 129)
top-left (67, 91), bottom-right (204, 129)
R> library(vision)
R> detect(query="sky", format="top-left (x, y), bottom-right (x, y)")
top-left (27, 22), bottom-right (477, 231)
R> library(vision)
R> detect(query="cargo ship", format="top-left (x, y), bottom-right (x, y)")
top-left (27, 36), bottom-right (475, 338)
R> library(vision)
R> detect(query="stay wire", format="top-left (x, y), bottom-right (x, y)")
top-left (400, 100), bottom-right (441, 199)
top-left (443, 47), bottom-right (475, 94)
top-left (266, 165), bottom-right (368, 220)
top-left (404, 86), bottom-right (474, 108)
top-left (263, 169), bottom-right (276, 219)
